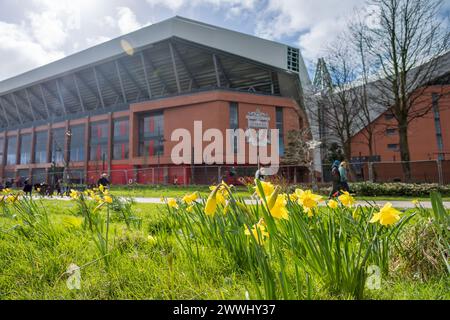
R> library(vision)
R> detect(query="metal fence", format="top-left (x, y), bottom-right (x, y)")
top-left (5, 160), bottom-right (450, 188)
top-left (322, 160), bottom-right (450, 185)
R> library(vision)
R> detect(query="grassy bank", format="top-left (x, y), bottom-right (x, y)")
top-left (0, 187), bottom-right (448, 299)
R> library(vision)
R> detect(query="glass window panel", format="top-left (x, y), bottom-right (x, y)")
top-left (90, 121), bottom-right (109, 161)
top-left (19, 134), bottom-right (32, 164)
top-left (113, 118), bottom-right (129, 160)
top-left (34, 131), bottom-right (48, 164)
top-left (69, 125), bottom-right (85, 162)
top-left (139, 113), bottom-right (164, 157)
top-left (6, 136), bottom-right (17, 165)
top-left (51, 128), bottom-right (66, 163)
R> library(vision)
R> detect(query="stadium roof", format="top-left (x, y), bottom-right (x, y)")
top-left (0, 16), bottom-right (310, 130)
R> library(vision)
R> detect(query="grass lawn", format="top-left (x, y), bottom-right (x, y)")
top-left (109, 185), bottom-right (450, 201)
top-left (0, 197), bottom-right (448, 300)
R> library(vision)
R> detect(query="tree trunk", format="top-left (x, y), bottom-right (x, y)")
top-left (398, 119), bottom-right (411, 181)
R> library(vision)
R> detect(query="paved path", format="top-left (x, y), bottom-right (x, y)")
top-left (38, 196), bottom-right (449, 209)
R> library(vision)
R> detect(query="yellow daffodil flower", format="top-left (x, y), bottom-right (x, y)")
top-left (244, 219), bottom-right (269, 244)
top-left (70, 189), bottom-right (79, 199)
top-left (186, 205), bottom-right (195, 213)
top-left (338, 191), bottom-right (355, 207)
top-left (327, 199), bottom-right (338, 209)
top-left (296, 189), bottom-right (323, 210)
top-left (182, 192), bottom-right (198, 204)
top-left (166, 198), bottom-right (178, 209)
top-left (270, 194), bottom-right (289, 220)
top-left (412, 199), bottom-right (420, 206)
top-left (254, 180), bottom-right (275, 199)
top-left (370, 202), bottom-right (401, 226)
top-left (104, 195), bottom-right (113, 203)
top-left (99, 185), bottom-right (104, 192)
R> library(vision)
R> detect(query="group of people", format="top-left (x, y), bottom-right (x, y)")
top-left (329, 160), bottom-right (350, 198)
top-left (0, 173), bottom-right (111, 197)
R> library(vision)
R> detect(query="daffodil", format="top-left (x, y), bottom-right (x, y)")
top-left (186, 205), bottom-right (195, 213)
top-left (270, 194), bottom-right (289, 220)
top-left (166, 198), bottom-right (178, 209)
top-left (254, 180), bottom-right (275, 199)
top-left (289, 193), bottom-right (298, 202)
top-left (338, 191), bottom-right (355, 207)
top-left (104, 195), bottom-right (113, 203)
top-left (182, 192), bottom-right (198, 205)
top-left (327, 199), bottom-right (338, 209)
top-left (296, 189), bottom-right (322, 210)
top-left (6, 194), bottom-right (18, 203)
top-left (244, 219), bottom-right (269, 244)
top-left (69, 189), bottom-right (79, 199)
top-left (99, 184), bottom-right (104, 192)
top-left (205, 185), bottom-right (221, 216)
top-left (412, 199), bottom-right (420, 206)
top-left (370, 202), bottom-right (401, 226)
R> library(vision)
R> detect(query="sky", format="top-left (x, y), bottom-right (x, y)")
top-left (0, 0), bottom-right (449, 82)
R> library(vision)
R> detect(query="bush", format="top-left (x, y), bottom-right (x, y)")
top-left (290, 182), bottom-right (450, 197)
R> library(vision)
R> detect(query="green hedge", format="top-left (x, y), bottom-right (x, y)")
top-left (290, 182), bottom-right (450, 197)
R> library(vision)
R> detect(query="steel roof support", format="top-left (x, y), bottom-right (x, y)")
top-left (72, 74), bottom-right (86, 112)
top-left (39, 84), bottom-right (51, 119)
top-left (24, 89), bottom-right (36, 121)
top-left (213, 54), bottom-right (231, 87)
top-left (139, 52), bottom-right (152, 99)
top-left (114, 60), bottom-right (127, 103)
top-left (0, 97), bottom-right (10, 127)
top-left (212, 54), bottom-right (221, 87)
top-left (117, 59), bottom-right (146, 99)
top-left (74, 73), bottom-right (101, 108)
top-left (169, 42), bottom-right (182, 93)
top-left (170, 42), bottom-right (199, 89)
top-left (55, 79), bottom-right (68, 115)
top-left (11, 93), bottom-right (23, 124)
top-left (96, 65), bottom-right (123, 101)
top-left (92, 67), bottom-right (105, 108)
top-left (59, 77), bottom-right (85, 113)
top-left (143, 50), bottom-right (172, 95)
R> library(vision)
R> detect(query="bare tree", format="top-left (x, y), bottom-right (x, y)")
top-left (308, 38), bottom-right (361, 164)
top-left (364, 0), bottom-right (449, 180)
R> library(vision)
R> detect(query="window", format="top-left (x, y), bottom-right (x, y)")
top-left (139, 112), bottom-right (164, 157)
top-left (287, 47), bottom-right (300, 73)
top-left (90, 121), bottom-right (109, 161)
top-left (229, 102), bottom-right (238, 153)
top-left (69, 125), bottom-right (85, 162)
top-left (387, 143), bottom-right (399, 151)
top-left (51, 128), bottom-right (65, 163)
top-left (6, 136), bottom-right (17, 165)
top-left (32, 168), bottom-right (47, 184)
top-left (0, 138), bottom-right (4, 165)
top-left (34, 131), bottom-right (48, 164)
top-left (384, 112), bottom-right (395, 120)
top-left (19, 134), bottom-right (32, 164)
top-left (386, 128), bottom-right (397, 136)
top-left (113, 118), bottom-right (129, 160)
top-left (276, 107), bottom-right (285, 156)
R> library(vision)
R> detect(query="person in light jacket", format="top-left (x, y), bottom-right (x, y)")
top-left (339, 161), bottom-right (350, 192)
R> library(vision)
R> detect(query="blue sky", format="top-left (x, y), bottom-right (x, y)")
top-left (0, 0), bottom-right (449, 81)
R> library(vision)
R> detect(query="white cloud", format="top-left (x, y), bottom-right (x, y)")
top-left (145, 0), bottom-right (257, 12)
top-left (0, 21), bottom-right (64, 80)
top-left (254, 0), bottom-right (363, 63)
top-left (117, 7), bottom-right (142, 35)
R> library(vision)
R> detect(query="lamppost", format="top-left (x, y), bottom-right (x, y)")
top-left (156, 127), bottom-right (166, 184)
top-left (306, 139), bottom-right (322, 192)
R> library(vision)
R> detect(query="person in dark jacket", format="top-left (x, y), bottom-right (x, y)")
top-left (23, 179), bottom-right (33, 197)
top-left (329, 160), bottom-right (341, 198)
top-left (97, 173), bottom-right (110, 189)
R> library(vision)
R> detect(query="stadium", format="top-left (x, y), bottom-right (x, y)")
top-left (0, 16), bottom-right (311, 186)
